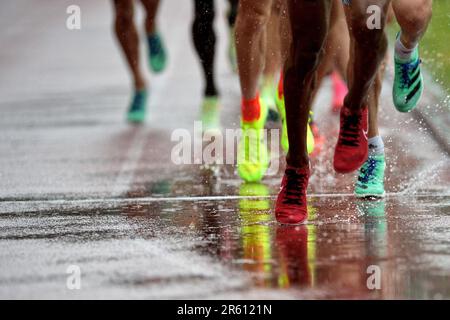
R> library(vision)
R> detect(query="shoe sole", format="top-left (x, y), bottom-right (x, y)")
top-left (127, 113), bottom-right (146, 123)
top-left (277, 219), bottom-right (308, 226)
top-left (334, 165), bottom-right (365, 174)
top-left (355, 192), bottom-right (385, 199)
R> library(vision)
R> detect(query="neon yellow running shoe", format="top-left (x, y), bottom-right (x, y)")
top-left (261, 80), bottom-right (279, 122)
top-left (200, 96), bottom-right (221, 134)
top-left (237, 98), bottom-right (269, 182)
top-left (275, 90), bottom-right (314, 154)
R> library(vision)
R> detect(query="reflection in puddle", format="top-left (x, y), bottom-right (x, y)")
top-left (118, 175), bottom-right (450, 299)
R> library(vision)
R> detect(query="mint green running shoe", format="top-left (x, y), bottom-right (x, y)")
top-left (355, 154), bottom-right (386, 198)
top-left (148, 32), bottom-right (167, 73)
top-left (127, 89), bottom-right (147, 123)
top-left (201, 96), bottom-right (221, 134)
top-left (393, 45), bottom-right (423, 112)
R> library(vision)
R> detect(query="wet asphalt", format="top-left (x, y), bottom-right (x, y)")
top-left (0, 0), bottom-right (449, 299)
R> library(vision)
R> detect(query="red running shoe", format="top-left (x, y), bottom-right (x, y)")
top-left (275, 165), bottom-right (310, 224)
top-left (310, 121), bottom-right (325, 156)
top-left (333, 106), bottom-right (368, 173)
top-left (331, 71), bottom-right (348, 113)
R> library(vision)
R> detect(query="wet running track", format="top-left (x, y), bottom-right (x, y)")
top-left (0, 0), bottom-right (449, 299)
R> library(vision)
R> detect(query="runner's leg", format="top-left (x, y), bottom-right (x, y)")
top-left (284, 0), bottom-right (331, 167)
top-left (343, 0), bottom-right (390, 112)
top-left (192, 0), bottom-right (218, 97)
top-left (275, 0), bottom-right (332, 224)
top-left (391, 0), bottom-right (432, 112)
top-left (262, 0), bottom-right (283, 120)
top-left (235, 0), bottom-right (273, 182)
top-left (333, 0), bottom-right (390, 173)
top-left (113, 0), bottom-right (146, 90)
top-left (141, 0), bottom-right (167, 73)
top-left (140, 0), bottom-right (160, 35)
top-left (235, 0), bottom-right (273, 100)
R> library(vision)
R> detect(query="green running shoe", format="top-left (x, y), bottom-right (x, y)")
top-left (237, 98), bottom-right (269, 182)
top-left (261, 81), bottom-right (279, 122)
top-left (355, 154), bottom-right (386, 198)
top-left (275, 90), bottom-right (314, 154)
top-left (393, 45), bottom-right (423, 112)
top-left (127, 89), bottom-right (147, 123)
top-left (201, 96), bottom-right (221, 134)
top-left (148, 32), bottom-right (167, 73)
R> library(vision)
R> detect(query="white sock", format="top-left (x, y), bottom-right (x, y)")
top-left (368, 136), bottom-right (385, 156)
top-left (395, 34), bottom-right (417, 61)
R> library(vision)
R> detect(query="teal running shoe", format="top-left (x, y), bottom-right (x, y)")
top-left (355, 154), bottom-right (386, 198)
top-left (148, 32), bottom-right (167, 73)
top-left (393, 45), bottom-right (423, 112)
top-left (127, 89), bottom-right (147, 123)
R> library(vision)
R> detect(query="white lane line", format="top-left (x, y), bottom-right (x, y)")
top-left (1, 192), bottom-right (449, 207)
top-left (111, 128), bottom-right (147, 197)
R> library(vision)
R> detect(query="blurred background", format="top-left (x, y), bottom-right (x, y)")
top-left (415, 0), bottom-right (450, 90)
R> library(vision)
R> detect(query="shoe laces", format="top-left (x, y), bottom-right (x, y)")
top-left (283, 168), bottom-right (307, 206)
top-left (340, 111), bottom-right (362, 147)
top-left (130, 92), bottom-right (145, 112)
top-left (148, 34), bottom-right (163, 56)
top-left (398, 59), bottom-right (421, 89)
top-left (358, 157), bottom-right (381, 184)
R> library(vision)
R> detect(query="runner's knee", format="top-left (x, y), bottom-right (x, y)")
top-left (115, 3), bottom-right (134, 27)
top-left (396, 0), bottom-right (432, 35)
